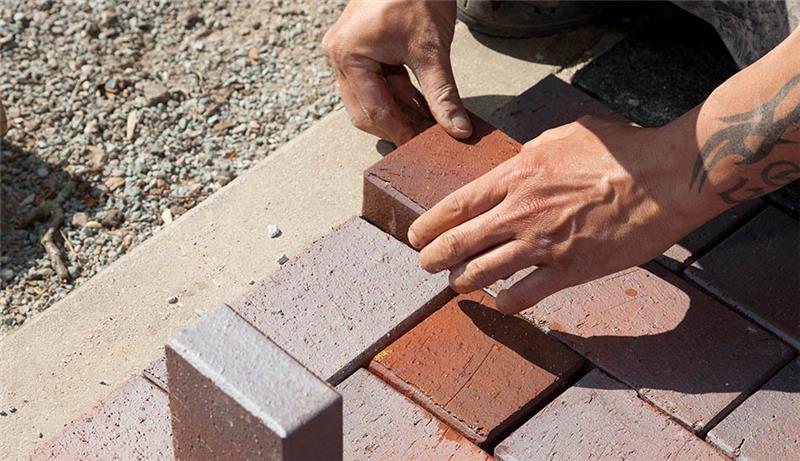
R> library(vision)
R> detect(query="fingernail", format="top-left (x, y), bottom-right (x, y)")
top-left (407, 227), bottom-right (420, 248)
top-left (451, 113), bottom-right (472, 135)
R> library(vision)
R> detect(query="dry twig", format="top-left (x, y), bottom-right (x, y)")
top-left (18, 180), bottom-right (75, 281)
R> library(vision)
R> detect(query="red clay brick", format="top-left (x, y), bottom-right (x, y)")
top-left (686, 206), bottom-right (800, 349)
top-left (707, 358), bottom-right (800, 459)
top-left (338, 369), bottom-right (492, 461)
top-left (369, 291), bottom-right (583, 446)
top-left (167, 306), bottom-right (342, 460)
top-left (657, 200), bottom-right (764, 272)
top-left (494, 369), bottom-right (726, 460)
top-left (362, 75), bottom-right (616, 244)
top-left (30, 376), bottom-right (173, 460)
top-left (143, 354), bottom-right (167, 392)
top-left (363, 113), bottom-right (520, 243)
top-left (520, 262), bottom-right (793, 432)
top-left (228, 217), bottom-right (451, 385)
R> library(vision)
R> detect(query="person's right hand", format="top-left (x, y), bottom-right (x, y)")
top-left (322, 0), bottom-right (472, 145)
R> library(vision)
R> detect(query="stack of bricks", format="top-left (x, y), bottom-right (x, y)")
top-left (32, 76), bottom-right (799, 460)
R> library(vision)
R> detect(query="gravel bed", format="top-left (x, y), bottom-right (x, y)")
top-left (0, 0), bottom-right (345, 336)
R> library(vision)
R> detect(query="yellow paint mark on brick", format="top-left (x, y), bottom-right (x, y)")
top-left (374, 349), bottom-right (392, 362)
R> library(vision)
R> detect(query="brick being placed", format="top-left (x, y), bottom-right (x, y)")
top-left (494, 369), bottom-right (727, 460)
top-left (228, 216), bottom-right (452, 385)
top-left (707, 358), bottom-right (800, 460)
top-left (338, 369), bottom-right (492, 461)
top-left (166, 306), bottom-right (342, 460)
top-left (30, 377), bottom-right (173, 460)
top-left (519, 262), bottom-right (793, 433)
top-left (362, 75), bottom-right (616, 244)
top-left (686, 206), bottom-right (800, 350)
top-left (369, 291), bottom-right (584, 447)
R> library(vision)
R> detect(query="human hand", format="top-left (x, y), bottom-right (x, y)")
top-left (322, 0), bottom-right (471, 145)
top-left (408, 116), bottom-right (705, 314)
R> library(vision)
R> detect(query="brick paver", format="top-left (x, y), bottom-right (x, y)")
top-left (363, 112), bottom-right (521, 244)
top-left (657, 201), bottom-right (764, 272)
top-left (707, 358), bottom-right (800, 459)
top-left (489, 74), bottom-right (617, 143)
top-left (166, 306), bottom-right (342, 460)
top-left (369, 291), bottom-right (583, 446)
top-left (30, 376), bottom-right (173, 460)
top-left (494, 370), bottom-right (726, 460)
top-left (686, 206), bottom-right (800, 350)
top-left (520, 262), bottom-right (793, 432)
top-left (228, 217), bottom-right (451, 384)
top-left (338, 369), bottom-right (492, 461)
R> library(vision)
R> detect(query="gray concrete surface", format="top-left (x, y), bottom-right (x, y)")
top-left (0, 22), bottom-right (623, 459)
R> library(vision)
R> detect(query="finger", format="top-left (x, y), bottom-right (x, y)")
top-left (448, 240), bottom-right (541, 293)
top-left (408, 161), bottom-right (513, 249)
top-left (341, 59), bottom-right (416, 145)
top-left (409, 52), bottom-right (472, 139)
top-left (384, 65), bottom-right (433, 122)
top-left (419, 206), bottom-right (512, 273)
top-left (495, 266), bottom-right (573, 315)
top-left (334, 69), bottom-right (388, 139)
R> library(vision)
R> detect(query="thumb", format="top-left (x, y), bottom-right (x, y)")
top-left (410, 56), bottom-right (472, 139)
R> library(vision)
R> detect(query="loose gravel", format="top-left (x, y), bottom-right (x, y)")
top-left (0, 0), bottom-right (345, 336)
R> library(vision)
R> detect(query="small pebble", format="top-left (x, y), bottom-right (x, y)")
top-left (267, 223), bottom-right (281, 238)
top-left (276, 253), bottom-right (289, 265)
top-left (38, 431), bottom-right (43, 438)
top-left (0, 410), bottom-right (7, 416)
top-left (167, 296), bottom-right (178, 304)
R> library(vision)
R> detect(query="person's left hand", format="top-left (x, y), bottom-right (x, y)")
top-left (407, 116), bottom-right (710, 314)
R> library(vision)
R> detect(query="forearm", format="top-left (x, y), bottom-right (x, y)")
top-left (666, 27), bottom-right (800, 223)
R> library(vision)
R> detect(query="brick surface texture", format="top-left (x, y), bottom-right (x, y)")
top-left (338, 369), bottom-right (492, 461)
top-left (369, 291), bottom-right (583, 446)
top-left (166, 306), bottom-right (342, 460)
top-left (30, 376), bottom-right (173, 460)
top-left (228, 217), bottom-right (451, 384)
top-left (686, 206), bottom-right (800, 349)
top-left (521, 262), bottom-right (793, 432)
top-left (657, 200), bottom-right (764, 271)
top-left (707, 358), bottom-right (800, 459)
top-left (494, 370), bottom-right (727, 460)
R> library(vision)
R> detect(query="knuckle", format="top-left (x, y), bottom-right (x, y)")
top-left (441, 231), bottom-right (463, 263)
top-left (349, 113), bottom-right (371, 132)
top-left (444, 193), bottom-right (467, 218)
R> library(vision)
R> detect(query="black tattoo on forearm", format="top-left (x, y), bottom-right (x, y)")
top-left (717, 160), bottom-right (800, 204)
top-left (690, 75), bottom-right (800, 193)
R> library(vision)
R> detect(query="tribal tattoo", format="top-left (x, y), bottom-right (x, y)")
top-left (718, 160), bottom-right (800, 204)
top-left (690, 74), bottom-right (800, 193)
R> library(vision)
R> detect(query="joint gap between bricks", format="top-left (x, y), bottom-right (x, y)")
top-left (686, 201), bottom-right (767, 267)
top-left (675, 269), bottom-right (799, 353)
top-left (697, 350), bottom-right (798, 439)
top-left (482, 362), bottom-right (597, 454)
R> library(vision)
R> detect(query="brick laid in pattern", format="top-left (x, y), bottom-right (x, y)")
top-left (656, 200), bottom-right (764, 272)
top-left (369, 291), bottom-right (583, 446)
top-left (30, 377), bottom-right (173, 460)
top-left (686, 206), bottom-right (800, 349)
top-left (520, 262), bottom-right (793, 432)
top-left (228, 217), bottom-right (451, 384)
top-left (494, 369), bottom-right (726, 460)
top-left (338, 369), bottom-right (492, 461)
top-left (166, 306), bottom-right (342, 460)
top-left (707, 358), bottom-right (800, 460)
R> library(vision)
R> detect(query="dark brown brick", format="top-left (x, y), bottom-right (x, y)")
top-left (686, 207), bottom-right (800, 349)
top-left (657, 200), bottom-right (764, 272)
top-left (489, 74), bottom-right (617, 143)
top-left (707, 358), bottom-right (800, 459)
top-left (495, 370), bottom-right (726, 460)
top-left (369, 291), bottom-right (583, 446)
top-left (30, 376), bottom-right (173, 460)
top-left (338, 369), bottom-right (492, 460)
top-left (519, 262), bottom-right (793, 432)
top-left (166, 306), bottom-right (342, 460)
top-left (228, 217), bottom-right (451, 385)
